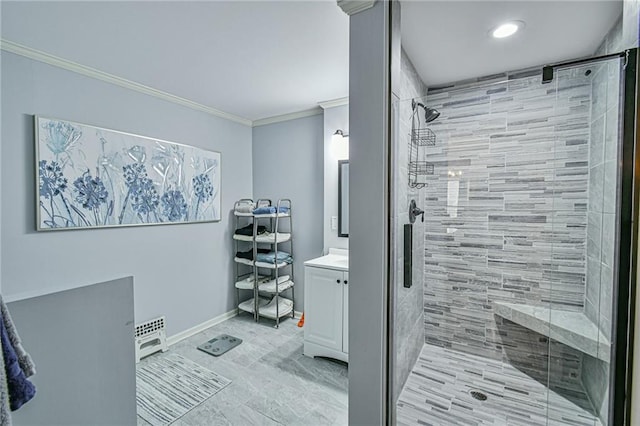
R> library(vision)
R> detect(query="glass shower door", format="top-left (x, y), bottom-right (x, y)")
top-left (547, 55), bottom-right (625, 426)
top-left (391, 50), bottom-right (636, 426)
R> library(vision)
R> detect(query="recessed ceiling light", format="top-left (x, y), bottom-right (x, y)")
top-left (491, 21), bottom-right (525, 39)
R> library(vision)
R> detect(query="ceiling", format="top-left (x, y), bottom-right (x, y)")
top-left (1, 1), bottom-right (624, 123)
top-left (401, 1), bottom-right (623, 87)
top-left (1, 0), bottom-right (349, 123)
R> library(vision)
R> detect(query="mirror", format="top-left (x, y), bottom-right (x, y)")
top-left (338, 160), bottom-right (349, 237)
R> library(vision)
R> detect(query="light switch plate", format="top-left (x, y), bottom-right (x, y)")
top-left (331, 216), bottom-right (338, 230)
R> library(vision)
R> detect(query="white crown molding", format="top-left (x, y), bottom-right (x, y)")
top-left (0, 38), bottom-right (253, 127)
top-left (252, 106), bottom-right (323, 127)
top-left (337, 0), bottom-right (376, 16)
top-left (318, 97), bottom-right (349, 109)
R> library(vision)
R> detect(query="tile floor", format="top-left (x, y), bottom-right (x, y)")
top-left (397, 344), bottom-right (602, 426)
top-left (136, 314), bottom-right (348, 426)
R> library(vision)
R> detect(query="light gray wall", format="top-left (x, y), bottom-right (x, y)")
top-left (1, 52), bottom-right (253, 336)
top-left (390, 48), bottom-right (426, 402)
top-left (323, 104), bottom-right (349, 253)
top-left (595, 0), bottom-right (639, 56)
top-left (252, 114), bottom-right (324, 311)
top-left (8, 277), bottom-right (136, 426)
top-left (348, 1), bottom-right (390, 424)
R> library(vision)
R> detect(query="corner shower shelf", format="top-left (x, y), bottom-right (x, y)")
top-left (494, 301), bottom-right (611, 363)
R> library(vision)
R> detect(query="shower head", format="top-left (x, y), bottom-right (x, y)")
top-left (423, 107), bottom-right (440, 123)
top-left (413, 101), bottom-right (440, 123)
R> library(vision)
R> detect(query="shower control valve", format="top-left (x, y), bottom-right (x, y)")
top-left (409, 199), bottom-right (424, 224)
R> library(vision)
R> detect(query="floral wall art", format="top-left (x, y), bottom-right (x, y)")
top-left (35, 116), bottom-right (221, 230)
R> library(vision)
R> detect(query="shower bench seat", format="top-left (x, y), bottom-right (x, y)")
top-left (494, 301), bottom-right (610, 363)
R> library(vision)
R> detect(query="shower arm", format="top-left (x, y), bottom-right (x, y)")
top-left (412, 99), bottom-right (440, 124)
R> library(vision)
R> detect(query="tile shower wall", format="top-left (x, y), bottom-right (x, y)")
top-left (585, 62), bottom-right (620, 344)
top-left (595, 1), bottom-right (639, 56)
top-left (392, 49), bottom-right (427, 400)
top-left (582, 58), bottom-right (622, 426)
top-left (586, 6), bottom-right (637, 422)
top-left (421, 71), bottom-right (592, 387)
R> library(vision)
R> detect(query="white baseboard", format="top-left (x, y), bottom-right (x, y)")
top-left (167, 308), bottom-right (238, 346)
top-left (168, 308), bottom-right (305, 346)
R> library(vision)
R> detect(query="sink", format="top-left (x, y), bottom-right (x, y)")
top-left (334, 257), bottom-right (349, 267)
top-left (303, 249), bottom-right (349, 271)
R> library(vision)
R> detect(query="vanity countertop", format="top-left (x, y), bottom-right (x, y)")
top-left (304, 248), bottom-right (349, 272)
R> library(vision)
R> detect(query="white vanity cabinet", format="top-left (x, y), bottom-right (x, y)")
top-left (303, 249), bottom-right (348, 362)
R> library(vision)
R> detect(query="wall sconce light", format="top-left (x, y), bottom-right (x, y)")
top-left (332, 129), bottom-right (349, 143)
top-left (332, 129), bottom-right (349, 160)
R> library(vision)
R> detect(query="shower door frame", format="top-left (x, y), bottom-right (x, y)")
top-left (611, 46), bottom-right (639, 426)
top-left (385, 48), bottom-right (640, 426)
top-left (542, 48), bottom-right (640, 426)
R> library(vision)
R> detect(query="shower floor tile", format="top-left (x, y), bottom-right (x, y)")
top-left (397, 344), bottom-right (602, 426)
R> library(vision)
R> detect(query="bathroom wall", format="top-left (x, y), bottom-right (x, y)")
top-left (252, 115), bottom-right (324, 311)
top-left (596, 0), bottom-right (640, 56)
top-left (348, 1), bottom-right (391, 423)
top-left (421, 70), bottom-right (591, 387)
top-left (1, 52), bottom-right (253, 337)
top-left (597, 14), bottom-right (625, 56)
top-left (323, 104), bottom-right (349, 253)
top-left (391, 49), bottom-right (427, 400)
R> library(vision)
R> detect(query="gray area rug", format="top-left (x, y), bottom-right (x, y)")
top-left (136, 353), bottom-right (231, 425)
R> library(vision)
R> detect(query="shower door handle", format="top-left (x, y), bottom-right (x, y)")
top-left (404, 223), bottom-right (412, 288)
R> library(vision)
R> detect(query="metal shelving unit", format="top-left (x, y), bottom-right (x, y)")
top-left (233, 198), bottom-right (295, 328)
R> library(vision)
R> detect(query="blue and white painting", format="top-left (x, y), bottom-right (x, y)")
top-left (35, 116), bottom-right (220, 230)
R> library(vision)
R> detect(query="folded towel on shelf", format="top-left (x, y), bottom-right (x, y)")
top-left (255, 251), bottom-right (293, 265)
top-left (235, 274), bottom-right (271, 289)
top-left (258, 275), bottom-right (291, 291)
top-left (252, 206), bottom-right (290, 215)
top-left (264, 275), bottom-right (290, 285)
top-left (244, 274), bottom-right (271, 284)
top-left (236, 248), bottom-right (270, 260)
top-left (234, 201), bottom-right (255, 214)
top-left (234, 224), bottom-right (267, 237)
top-left (256, 232), bottom-right (289, 242)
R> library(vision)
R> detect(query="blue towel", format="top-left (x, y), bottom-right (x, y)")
top-left (256, 251), bottom-right (293, 264)
top-left (252, 206), bottom-right (290, 215)
top-left (0, 312), bottom-right (35, 411)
